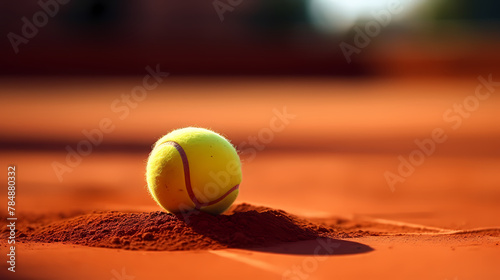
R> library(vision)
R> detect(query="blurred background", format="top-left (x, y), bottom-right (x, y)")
top-left (1, 0), bottom-right (499, 228)
top-left (2, 0), bottom-right (500, 76)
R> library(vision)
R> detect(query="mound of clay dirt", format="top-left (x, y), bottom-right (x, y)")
top-left (7, 203), bottom-right (493, 251)
top-left (8, 204), bottom-right (343, 251)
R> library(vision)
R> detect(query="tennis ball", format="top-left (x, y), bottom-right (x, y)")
top-left (146, 127), bottom-right (242, 215)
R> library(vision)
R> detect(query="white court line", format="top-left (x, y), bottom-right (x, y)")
top-left (380, 227), bottom-right (500, 236)
top-left (359, 216), bottom-right (452, 232)
top-left (355, 215), bottom-right (500, 235)
top-left (209, 250), bottom-right (284, 275)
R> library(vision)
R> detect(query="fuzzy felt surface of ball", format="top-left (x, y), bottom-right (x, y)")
top-left (146, 127), bottom-right (242, 215)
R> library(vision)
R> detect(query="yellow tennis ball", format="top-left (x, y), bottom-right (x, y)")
top-left (146, 127), bottom-right (242, 215)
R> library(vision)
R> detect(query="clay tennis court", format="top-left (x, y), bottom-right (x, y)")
top-left (2, 2), bottom-right (500, 279)
top-left (1, 76), bottom-right (499, 280)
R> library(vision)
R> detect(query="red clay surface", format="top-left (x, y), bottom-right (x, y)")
top-left (1, 77), bottom-right (499, 280)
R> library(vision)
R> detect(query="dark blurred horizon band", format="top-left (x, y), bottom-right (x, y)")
top-left (2, 0), bottom-right (500, 76)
